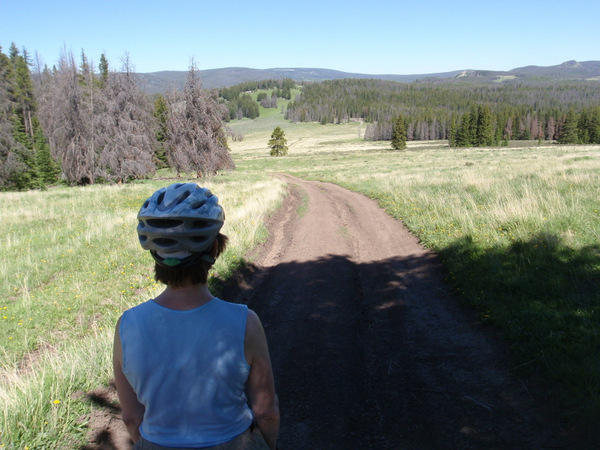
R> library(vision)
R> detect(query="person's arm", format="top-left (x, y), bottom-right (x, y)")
top-left (245, 309), bottom-right (280, 450)
top-left (113, 316), bottom-right (145, 443)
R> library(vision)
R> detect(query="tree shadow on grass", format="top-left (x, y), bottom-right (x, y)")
top-left (438, 231), bottom-right (600, 440)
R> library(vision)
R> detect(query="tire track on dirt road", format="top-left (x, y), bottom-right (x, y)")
top-left (234, 174), bottom-right (571, 449)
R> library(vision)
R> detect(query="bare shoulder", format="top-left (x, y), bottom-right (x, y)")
top-left (245, 309), bottom-right (266, 341)
top-left (244, 309), bottom-right (269, 364)
top-left (246, 308), bottom-right (262, 329)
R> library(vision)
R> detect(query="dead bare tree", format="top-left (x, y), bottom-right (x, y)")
top-left (35, 50), bottom-right (157, 184)
top-left (35, 48), bottom-right (96, 184)
top-left (96, 55), bottom-right (156, 182)
top-left (165, 61), bottom-right (234, 177)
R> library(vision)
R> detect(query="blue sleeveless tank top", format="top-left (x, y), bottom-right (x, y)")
top-left (120, 298), bottom-right (253, 447)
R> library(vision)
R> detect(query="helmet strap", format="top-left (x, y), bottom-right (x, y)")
top-left (151, 251), bottom-right (215, 268)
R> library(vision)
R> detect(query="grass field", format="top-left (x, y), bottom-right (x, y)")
top-left (230, 111), bottom-right (600, 434)
top-left (0, 175), bottom-right (285, 447)
top-left (1, 103), bottom-right (599, 446)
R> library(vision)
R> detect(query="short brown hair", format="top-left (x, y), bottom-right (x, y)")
top-left (154, 233), bottom-right (229, 287)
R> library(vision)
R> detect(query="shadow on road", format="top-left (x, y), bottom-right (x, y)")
top-left (223, 251), bottom-right (568, 449)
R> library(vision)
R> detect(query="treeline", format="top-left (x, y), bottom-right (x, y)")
top-left (219, 78), bottom-right (294, 120)
top-left (0, 43), bottom-right (233, 190)
top-left (0, 43), bottom-right (59, 190)
top-left (449, 105), bottom-right (600, 147)
top-left (284, 78), bottom-right (600, 144)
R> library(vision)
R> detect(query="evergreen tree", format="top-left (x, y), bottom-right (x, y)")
top-left (577, 109), bottom-right (590, 144)
top-left (557, 109), bottom-right (579, 144)
top-left (0, 44), bottom-right (42, 190)
top-left (588, 107), bottom-right (600, 144)
top-left (10, 45), bottom-right (36, 138)
top-left (476, 105), bottom-right (494, 146)
top-left (78, 49), bottom-right (90, 86)
top-left (34, 124), bottom-right (60, 186)
top-left (268, 126), bottom-right (288, 156)
top-left (455, 112), bottom-right (473, 147)
top-left (448, 114), bottom-right (458, 147)
top-left (98, 53), bottom-right (109, 88)
top-left (257, 92), bottom-right (267, 103)
top-left (9, 114), bottom-right (40, 189)
top-left (238, 93), bottom-right (259, 119)
top-left (391, 114), bottom-right (407, 150)
top-left (494, 112), bottom-right (505, 145)
top-left (153, 94), bottom-right (169, 168)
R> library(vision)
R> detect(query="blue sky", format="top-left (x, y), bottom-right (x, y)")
top-left (1, 0), bottom-right (598, 75)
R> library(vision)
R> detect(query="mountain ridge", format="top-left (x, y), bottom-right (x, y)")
top-left (137, 60), bottom-right (600, 93)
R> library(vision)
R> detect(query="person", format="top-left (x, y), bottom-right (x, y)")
top-left (113, 183), bottom-right (279, 450)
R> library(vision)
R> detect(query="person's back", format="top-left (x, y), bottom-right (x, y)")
top-left (113, 183), bottom-right (279, 449)
top-left (120, 298), bottom-right (252, 447)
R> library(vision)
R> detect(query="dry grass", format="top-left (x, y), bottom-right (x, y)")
top-left (0, 176), bottom-right (285, 447)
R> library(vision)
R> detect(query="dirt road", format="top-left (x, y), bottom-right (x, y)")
top-left (228, 174), bottom-right (567, 449)
top-left (86, 174), bottom-right (574, 449)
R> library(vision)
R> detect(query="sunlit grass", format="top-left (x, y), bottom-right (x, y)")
top-left (0, 174), bottom-right (284, 447)
top-left (2, 103), bottom-right (600, 445)
top-left (229, 122), bottom-right (600, 432)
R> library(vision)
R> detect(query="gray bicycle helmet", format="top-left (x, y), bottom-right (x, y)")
top-left (137, 183), bottom-right (224, 266)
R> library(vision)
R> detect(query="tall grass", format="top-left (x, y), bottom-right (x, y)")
top-left (230, 120), bottom-right (600, 433)
top-left (0, 176), bottom-right (284, 448)
top-left (2, 105), bottom-right (599, 445)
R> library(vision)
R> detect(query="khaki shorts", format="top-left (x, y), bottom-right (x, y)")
top-left (132, 424), bottom-right (269, 450)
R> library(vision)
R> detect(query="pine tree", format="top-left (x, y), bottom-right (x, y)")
top-left (34, 124), bottom-right (60, 186)
top-left (10, 114), bottom-right (40, 189)
top-left (0, 44), bottom-right (42, 190)
top-left (78, 49), bottom-right (90, 86)
top-left (588, 107), bottom-right (600, 144)
top-left (153, 94), bottom-right (169, 168)
top-left (268, 126), bottom-right (288, 156)
top-left (98, 53), bottom-right (109, 88)
top-left (7, 44), bottom-right (37, 145)
top-left (448, 114), bottom-right (458, 147)
top-left (476, 105), bottom-right (494, 146)
top-left (557, 109), bottom-right (579, 144)
top-left (455, 112), bottom-right (473, 147)
top-left (391, 114), bottom-right (407, 150)
top-left (494, 112), bottom-right (504, 145)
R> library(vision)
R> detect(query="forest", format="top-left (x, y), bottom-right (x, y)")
top-left (218, 79), bottom-right (295, 120)
top-left (284, 79), bottom-right (600, 145)
top-left (2, 40), bottom-right (600, 191)
top-left (0, 43), bottom-right (233, 191)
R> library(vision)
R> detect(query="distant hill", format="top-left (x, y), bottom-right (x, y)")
top-left (137, 60), bottom-right (600, 94)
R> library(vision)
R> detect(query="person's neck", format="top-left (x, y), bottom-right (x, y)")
top-left (154, 282), bottom-right (214, 311)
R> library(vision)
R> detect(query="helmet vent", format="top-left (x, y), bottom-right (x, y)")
top-left (177, 191), bottom-right (191, 205)
top-left (153, 238), bottom-right (177, 247)
top-left (192, 220), bottom-right (208, 228)
top-left (157, 191), bottom-right (166, 205)
top-left (147, 219), bottom-right (183, 229)
top-left (190, 200), bottom-right (206, 210)
top-left (190, 236), bottom-right (208, 243)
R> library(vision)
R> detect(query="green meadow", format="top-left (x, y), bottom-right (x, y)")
top-left (1, 103), bottom-right (599, 446)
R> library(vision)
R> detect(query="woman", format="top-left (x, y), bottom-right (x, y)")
top-left (113, 183), bottom-right (279, 449)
